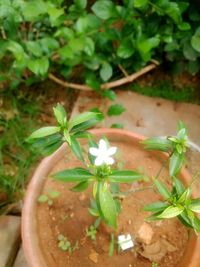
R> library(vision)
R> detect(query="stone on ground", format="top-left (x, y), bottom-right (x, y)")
top-left (0, 216), bottom-right (21, 267)
top-left (13, 246), bottom-right (28, 267)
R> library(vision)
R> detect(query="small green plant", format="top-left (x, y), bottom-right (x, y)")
top-left (152, 262), bottom-right (159, 267)
top-left (86, 225), bottom-right (97, 241)
top-left (38, 189), bottom-right (60, 206)
top-left (28, 104), bottom-right (200, 256)
top-left (57, 234), bottom-right (79, 253)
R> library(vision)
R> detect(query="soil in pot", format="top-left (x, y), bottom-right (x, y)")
top-left (36, 136), bottom-right (188, 267)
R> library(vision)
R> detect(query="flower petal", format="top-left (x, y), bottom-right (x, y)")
top-left (99, 139), bottom-right (107, 152)
top-left (105, 157), bottom-right (114, 165)
top-left (89, 147), bottom-right (99, 156)
top-left (94, 156), bottom-right (104, 166)
top-left (107, 147), bottom-right (117, 156)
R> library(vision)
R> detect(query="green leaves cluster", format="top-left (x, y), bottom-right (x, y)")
top-left (53, 162), bottom-right (144, 228)
top-left (143, 122), bottom-right (188, 177)
top-left (1, 0), bottom-right (200, 89)
top-left (143, 122), bottom-right (200, 232)
top-left (27, 103), bottom-right (103, 156)
top-left (144, 178), bottom-right (200, 233)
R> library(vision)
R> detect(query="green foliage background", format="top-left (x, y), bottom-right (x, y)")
top-left (0, 0), bottom-right (200, 89)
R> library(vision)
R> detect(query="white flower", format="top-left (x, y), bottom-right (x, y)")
top-left (89, 139), bottom-right (117, 166)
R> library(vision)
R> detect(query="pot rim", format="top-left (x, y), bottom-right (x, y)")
top-left (22, 128), bottom-right (200, 267)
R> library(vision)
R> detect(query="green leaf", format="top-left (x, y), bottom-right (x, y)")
top-left (193, 216), bottom-right (200, 232)
top-left (102, 90), bottom-right (116, 100)
top-left (54, 27), bottom-right (74, 40)
top-left (71, 181), bottom-right (89, 192)
top-left (7, 41), bottom-right (25, 61)
top-left (158, 205), bottom-right (184, 219)
top-left (52, 167), bottom-right (94, 182)
top-left (154, 180), bottom-right (170, 199)
top-left (178, 188), bottom-right (191, 204)
top-left (53, 104), bottom-right (67, 126)
top-left (100, 62), bottom-right (113, 82)
top-left (189, 198), bottom-right (200, 213)
top-left (84, 37), bottom-right (95, 56)
top-left (178, 211), bottom-right (194, 228)
top-left (70, 136), bottom-right (84, 162)
top-left (183, 43), bottom-right (198, 61)
top-left (91, 1), bottom-right (115, 20)
top-left (137, 36), bottom-right (160, 60)
top-left (22, 0), bottom-right (47, 21)
top-left (169, 152), bottom-right (184, 177)
top-left (47, 6), bottom-right (64, 26)
top-left (109, 170), bottom-right (143, 183)
top-left (27, 58), bottom-right (49, 76)
top-left (172, 177), bottom-right (185, 195)
top-left (187, 60), bottom-right (200, 75)
top-left (26, 41), bottom-right (42, 57)
top-left (63, 129), bottom-right (71, 145)
top-left (29, 126), bottom-right (60, 139)
top-left (70, 112), bottom-right (104, 132)
top-left (88, 207), bottom-right (99, 217)
top-left (38, 194), bottom-right (48, 203)
top-left (144, 201), bottom-right (169, 213)
top-left (191, 29), bottom-right (200, 53)
top-left (69, 112), bottom-right (100, 130)
top-left (134, 0), bottom-right (148, 8)
top-left (107, 104), bottom-right (126, 116)
top-left (40, 140), bottom-right (63, 156)
top-left (117, 39), bottom-right (134, 59)
top-left (142, 137), bottom-right (172, 152)
top-left (165, 2), bottom-right (181, 24)
top-left (28, 133), bottom-right (63, 155)
top-left (74, 0), bottom-right (87, 9)
top-left (98, 183), bottom-right (117, 228)
top-left (111, 123), bottom-right (123, 129)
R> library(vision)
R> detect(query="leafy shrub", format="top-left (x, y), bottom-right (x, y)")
top-left (0, 0), bottom-right (200, 89)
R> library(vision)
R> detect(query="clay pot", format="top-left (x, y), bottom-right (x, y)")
top-left (22, 128), bottom-right (200, 267)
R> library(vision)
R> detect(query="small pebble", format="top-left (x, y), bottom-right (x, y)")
top-left (79, 193), bottom-right (86, 201)
top-left (70, 213), bottom-right (74, 218)
top-left (89, 249), bottom-right (98, 263)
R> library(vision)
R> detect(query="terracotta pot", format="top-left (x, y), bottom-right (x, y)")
top-left (22, 128), bottom-right (200, 267)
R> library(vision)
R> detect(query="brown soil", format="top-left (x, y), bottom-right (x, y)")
top-left (37, 137), bottom-right (188, 267)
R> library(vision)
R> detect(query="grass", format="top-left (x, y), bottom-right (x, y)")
top-left (130, 81), bottom-right (198, 104)
top-left (0, 89), bottom-right (41, 213)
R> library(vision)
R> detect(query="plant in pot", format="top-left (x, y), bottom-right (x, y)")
top-left (23, 104), bottom-right (200, 267)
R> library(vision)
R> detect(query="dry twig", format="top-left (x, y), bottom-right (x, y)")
top-left (48, 62), bottom-right (159, 91)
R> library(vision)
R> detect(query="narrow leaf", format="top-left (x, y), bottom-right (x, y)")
top-left (98, 182), bottom-right (117, 228)
top-left (144, 201), bottom-right (169, 213)
top-left (71, 181), bottom-right (89, 192)
top-left (158, 205), bottom-right (184, 219)
top-left (172, 177), bottom-right (185, 195)
top-left (70, 136), bottom-right (84, 162)
top-left (53, 104), bottom-right (67, 126)
top-left (69, 112), bottom-right (99, 130)
top-left (29, 126), bottom-right (60, 139)
top-left (169, 152), bottom-right (184, 177)
top-left (154, 180), bottom-right (171, 199)
top-left (109, 170), bottom-right (143, 183)
top-left (52, 168), bottom-right (94, 182)
top-left (189, 198), bottom-right (200, 213)
top-left (142, 137), bottom-right (172, 152)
